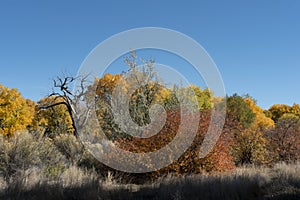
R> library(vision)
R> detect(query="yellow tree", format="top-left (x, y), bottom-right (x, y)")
top-left (157, 85), bottom-right (213, 112)
top-left (269, 104), bottom-right (292, 122)
top-left (189, 85), bottom-right (213, 110)
top-left (95, 73), bottom-right (124, 139)
top-left (95, 72), bottom-right (165, 138)
top-left (231, 96), bottom-right (274, 165)
top-left (35, 74), bottom-right (94, 138)
top-left (0, 84), bottom-right (35, 137)
top-left (95, 73), bottom-right (122, 97)
top-left (35, 96), bottom-right (74, 136)
top-left (95, 52), bottom-right (166, 139)
top-left (245, 97), bottom-right (274, 129)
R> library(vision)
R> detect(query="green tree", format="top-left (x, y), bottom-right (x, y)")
top-left (231, 96), bottom-right (274, 165)
top-left (95, 57), bottom-right (164, 139)
top-left (226, 94), bottom-right (255, 129)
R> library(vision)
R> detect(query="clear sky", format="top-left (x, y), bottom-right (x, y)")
top-left (0, 0), bottom-right (299, 109)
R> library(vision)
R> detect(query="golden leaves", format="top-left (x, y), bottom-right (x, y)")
top-left (0, 84), bottom-right (35, 137)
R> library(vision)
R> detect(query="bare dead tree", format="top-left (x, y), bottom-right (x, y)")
top-left (39, 74), bottom-right (94, 137)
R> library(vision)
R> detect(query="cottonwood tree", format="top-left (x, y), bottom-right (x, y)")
top-left (231, 96), bottom-right (274, 165)
top-left (94, 52), bottom-right (235, 177)
top-left (267, 114), bottom-right (300, 162)
top-left (0, 84), bottom-right (35, 137)
top-left (95, 52), bottom-right (165, 140)
top-left (226, 94), bottom-right (255, 130)
top-left (269, 103), bottom-right (300, 122)
top-left (39, 74), bottom-right (95, 137)
top-left (35, 96), bottom-right (74, 136)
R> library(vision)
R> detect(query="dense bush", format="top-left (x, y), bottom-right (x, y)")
top-left (2, 57), bottom-right (300, 188)
top-left (0, 131), bottom-right (66, 181)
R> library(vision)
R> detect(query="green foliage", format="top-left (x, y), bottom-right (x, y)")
top-left (230, 96), bottom-right (274, 165)
top-left (93, 58), bottom-right (233, 179)
top-left (128, 82), bottom-right (164, 126)
top-left (191, 86), bottom-right (213, 110)
top-left (3, 52), bottom-right (300, 188)
top-left (43, 163), bottom-right (66, 180)
top-left (226, 94), bottom-right (255, 129)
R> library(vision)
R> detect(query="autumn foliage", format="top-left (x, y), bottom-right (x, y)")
top-left (0, 84), bottom-right (35, 137)
top-left (1, 58), bottom-right (300, 182)
top-left (94, 71), bottom-right (234, 178)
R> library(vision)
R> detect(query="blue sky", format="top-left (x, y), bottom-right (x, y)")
top-left (0, 0), bottom-right (299, 109)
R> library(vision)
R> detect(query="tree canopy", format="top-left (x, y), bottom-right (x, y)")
top-left (0, 84), bottom-right (35, 137)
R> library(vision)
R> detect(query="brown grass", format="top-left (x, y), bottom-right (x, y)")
top-left (0, 163), bottom-right (300, 199)
top-left (1, 132), bottom-right (300, 199)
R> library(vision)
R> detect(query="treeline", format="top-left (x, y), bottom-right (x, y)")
top-left (1, 59), bottom-right (300, 182)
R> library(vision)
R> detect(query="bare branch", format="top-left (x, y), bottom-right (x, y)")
top-left (39, 101), bottom-right (69, 110)
top-left (39, 73), bottom-right (94, 138)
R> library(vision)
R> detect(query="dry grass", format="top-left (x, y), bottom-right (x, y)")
top-left (0, 163), bottom-right (300, 199)
top-left (1, 132), bottom-right (300, 199)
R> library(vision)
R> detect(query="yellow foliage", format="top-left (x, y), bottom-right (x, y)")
top-left (0, 84), bottom-right (35, 137)
top-left (231, 97), bottom-right (275, 165)
top-left (244, 97), bottom-right (274, 129)
top-left (35, 96), bottom-right (74, 135)
top-left (269, 103), bottom-right (300, 122)
top-left (95, 73), bottom-right (122, 96)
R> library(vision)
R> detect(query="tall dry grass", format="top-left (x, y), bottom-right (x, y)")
top-left (0, 163), bottom-right (300, 199)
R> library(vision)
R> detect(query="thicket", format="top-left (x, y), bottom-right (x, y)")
top-left (1, 54), bottom-right (300, 185)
